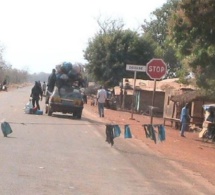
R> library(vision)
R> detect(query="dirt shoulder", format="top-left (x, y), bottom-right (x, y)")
top-left (84, 100), bottom-right (215, 186)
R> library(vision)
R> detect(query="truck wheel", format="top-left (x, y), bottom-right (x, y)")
top-left (47, 106), bottom-right (53, 116)
top-left (77, 110), bottom-right (82, 119)
top-left (73, 110), bottom-right (82, 119)
top-left (77, 114), bottom-right (82, 119)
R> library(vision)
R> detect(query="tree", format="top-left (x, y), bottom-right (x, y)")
top-left (84, 18), bottom-right (154, 87)
top-left (168, 0), bottom-right (215, 93)
top-left (141, 0), bottom-right (180, 78)
top-left (0, 42), bottom-right (30, 84)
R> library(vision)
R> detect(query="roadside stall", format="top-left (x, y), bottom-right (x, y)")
top-left (164, 90), bottom-right (208, 130)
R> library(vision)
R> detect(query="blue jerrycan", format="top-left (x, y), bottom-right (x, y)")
top-left (113, 125), bottom-right (121, 138)
top-left (124, 125), bottom-right (132, 138)
top-left (1, 122), bottom-right (13, 137)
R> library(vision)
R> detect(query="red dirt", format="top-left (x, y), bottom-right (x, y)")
top-left (84, 101), bottom-right (215, 186)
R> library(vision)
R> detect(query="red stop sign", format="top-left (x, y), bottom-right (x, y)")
top-left (146, 58), bottom-right (167, 79)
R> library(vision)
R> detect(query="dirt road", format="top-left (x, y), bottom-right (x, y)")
top-left (84, 100), bottom-right (215, 186)
top-left (1, 86), bottom-right (215, 194)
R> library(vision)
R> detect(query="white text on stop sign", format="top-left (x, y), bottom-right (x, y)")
top-left (148, 66), bottom-right (165, 72)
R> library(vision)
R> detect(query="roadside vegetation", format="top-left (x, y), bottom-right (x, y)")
top-left (0, 44), bottom-right (51, 85)
top-left (84, 0), bottom-right (215, 96)
top-left (1, 0), bottom-right (215, 96)
top-left (0, 45), bottom-right (28, 84)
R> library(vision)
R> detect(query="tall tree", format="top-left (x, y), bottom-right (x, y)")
top-left (141, 0), bottom-right (180, 78)
top-left (84, 18), bottom-right (154, 87)
top-left (168, 0), bottom-right (215, 93)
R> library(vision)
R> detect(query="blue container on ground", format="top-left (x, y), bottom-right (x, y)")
top-left (113, 125), bottom-right (121, 138)
top-left (35, 110), bottom-right (43, 115)
top-left (158, 125), bottom-right (166, 141)
top-left (1, 122), bottom-right (13, 137)
top-left (124, 125), bottom-right (132, 138)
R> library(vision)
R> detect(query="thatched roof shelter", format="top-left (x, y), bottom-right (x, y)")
top-left (170, 90), bottom-right (212, 104)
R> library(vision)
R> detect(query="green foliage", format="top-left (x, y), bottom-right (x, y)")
top-left (141, 0), bottom-right (181, 78)
top-left (168, 0), bottom-right (215, 91)
top-left (84, 19), bottom-right (154, 87)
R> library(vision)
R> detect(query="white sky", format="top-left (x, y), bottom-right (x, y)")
top-left (0, 0), bottom-right (167, 74)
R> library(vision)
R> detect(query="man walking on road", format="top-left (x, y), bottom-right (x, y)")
top-left (97, 86), bottom-right (107, 117)
top-left (30, 81), bottom-right (43, 110)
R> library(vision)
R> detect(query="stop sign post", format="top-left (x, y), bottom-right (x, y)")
top-left (146, 58), bottom-right (167, 124)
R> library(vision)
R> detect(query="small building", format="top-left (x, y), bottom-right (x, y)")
top-left (115, 78), bottom-right (166, 115)
top-left (164, 88), bottom-right (215, 128)
top-left (135, 87), bottom-right (164, 116)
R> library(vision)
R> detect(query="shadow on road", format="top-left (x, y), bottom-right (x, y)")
top-left (51, 113), bottom-right (105, 126)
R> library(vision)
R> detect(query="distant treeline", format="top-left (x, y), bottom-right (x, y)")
top-left (0, 66), bottom-right (49, 85)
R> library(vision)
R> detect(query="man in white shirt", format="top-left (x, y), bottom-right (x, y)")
top-left (97, 86), bottom-right (107, 117)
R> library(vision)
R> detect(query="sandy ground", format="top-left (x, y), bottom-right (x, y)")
top-left (84, 100), bottom-right (215, 186)
top-left (4, 84), bottom-right (215, 186)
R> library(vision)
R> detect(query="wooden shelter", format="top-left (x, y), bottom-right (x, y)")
top-left (164, 89), bottom-right (215, 128)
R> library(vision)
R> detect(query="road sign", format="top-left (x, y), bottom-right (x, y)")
top-left (126, 64), bottom-right (146, 72)
top-left (146, 59), bottom-right (167, 79)
top-left (126, 64), bottom-right (145, 119)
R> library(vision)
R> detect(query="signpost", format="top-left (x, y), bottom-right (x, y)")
top-left (126, 64), bottom-right (146, 119)
top-left (126, 64), bottom-right (146, 72)
top-left (146, 59), bottom-right (167, 124)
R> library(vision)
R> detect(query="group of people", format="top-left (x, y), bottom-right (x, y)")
top-left (30, 69), bottom-right (57, 111)
top-left (30, 75), bottom-right (215, 139)
top-left (30, 70), bottom-right (108, 118)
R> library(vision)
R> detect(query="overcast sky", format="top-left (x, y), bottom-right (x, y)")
top-left (0, 0), bottom-right (167, 73)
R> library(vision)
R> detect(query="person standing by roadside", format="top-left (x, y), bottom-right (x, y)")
top-left (30, 81), bottom-right (43, 110)
top-left (47, 69), bottom-right (56, 93)
top-left (205, 107), bottom-right (215, 123)
top-left (82, 92), bottom-right (87, 104)
top-left (97, 86), bottom-right (107, 117)
top-left (205, 107), bottom-right (215, 138)
top-left (46, 69), bottom-right (56, 104)
top-left (180, 103), bottom-right (190, 137)
top-left (2, 79), bottom-right (6, 86)
top-left (42, 81), bottom-right (46, 96)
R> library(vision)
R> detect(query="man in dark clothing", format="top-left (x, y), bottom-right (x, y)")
top-left (46, 69), bottom-right (57, 104)
top-left (30, 81), bottom-right (43, 110)
top-left (47, 69), bottom-right (56, 93)
top-left (3, 79), bottom-right (6, 85)
top-left (42, 81), bottom-right (46, 95)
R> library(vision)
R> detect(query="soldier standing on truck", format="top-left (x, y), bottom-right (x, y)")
top-left (46, 69), bottom-right (56, 104)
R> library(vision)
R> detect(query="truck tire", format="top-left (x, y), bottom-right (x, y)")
top-left (47, 106), bottom-right (53, 116)
top-left (73, 110), bottom-right (82, 119)
top-left (77, 110), bottom-right (82, 119)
